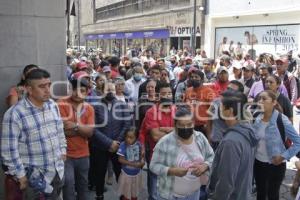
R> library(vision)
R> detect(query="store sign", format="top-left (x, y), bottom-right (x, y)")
top-left (262, 28), bottom-right (298, 51)
top-left (86, 35), bottom-right (98, 40)
top-left (167, 26), bottom-right (201, 37)
top-left (85, 29), bottom-right (170, 40)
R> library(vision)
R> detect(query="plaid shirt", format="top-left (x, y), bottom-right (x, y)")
top-left (1, 97), bottom-right (66, 184)
top-left (150, 131), bottom-right (214, 199)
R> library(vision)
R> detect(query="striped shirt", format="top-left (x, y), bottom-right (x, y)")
top-left (1, 97), bottom-right (66, 184)
top-left (150, 131), bottom-right (214, 199)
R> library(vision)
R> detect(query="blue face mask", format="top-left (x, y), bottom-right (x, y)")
top-left (133, 74), bottom-right (142, 82)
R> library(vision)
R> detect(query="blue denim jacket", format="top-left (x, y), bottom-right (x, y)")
top-left (253, 110), bottom-right (300, 162)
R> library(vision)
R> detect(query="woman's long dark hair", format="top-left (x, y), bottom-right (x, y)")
top-left (18, 64), bottom-right (39, 86)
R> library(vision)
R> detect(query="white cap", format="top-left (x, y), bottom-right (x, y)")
top-left (232, 60), bottom-right (243, 69)
top-left (80, 56), bottom-right (87, 62)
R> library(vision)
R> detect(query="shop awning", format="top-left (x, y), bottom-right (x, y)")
top-left (85, 29), bottom-right (169, 40)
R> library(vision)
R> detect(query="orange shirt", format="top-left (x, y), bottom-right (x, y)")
top-left (184, 86), bottom-right (216, 126)
top-left (57, 98), bottom-right (95, 158)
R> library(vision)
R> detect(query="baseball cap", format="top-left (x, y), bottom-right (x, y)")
top-left (203, 58), bottom-right (211, 64)
top-left (232, 61), bottom-right (242, 70)
top-left (185, 56), bottom-right (193, 61)
top-left (72, 71), bottom-right (90, 80)
top-left (188, 66), bottom-right (200, 74)
top-left (217, 66), bottom-right (228, 74)
top-left (275, 57), bottom-right (288, 65)
top-left (242, 63), bottom-right (255, 71)
top-left (102, 66), bottom-right (111, 73)
top-left (76, 61), bottom-right (88, 70)
top-left (131, 57), bottom-right (140, 64)
top-left (80, 56), bottom-right (88, 62)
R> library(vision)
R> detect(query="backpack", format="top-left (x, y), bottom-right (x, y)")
top-left (253, 112), bottom-right (300, 158)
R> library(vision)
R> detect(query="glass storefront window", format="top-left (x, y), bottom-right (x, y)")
top-left (111, 39), bottom-right (123, 57)
top-left (86, 40), bottom-right (97, 52)
top-left (145, 38), bottom-right (167, 58)
top-left (126, 39), bottom-right (143, 57)
top-left (99, 39), bottom-right (109, 55)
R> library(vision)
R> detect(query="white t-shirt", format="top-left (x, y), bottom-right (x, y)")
top-left (256, 121), bottom-right (269, 162)
top-left (173, 137), bottom-right (204, 197)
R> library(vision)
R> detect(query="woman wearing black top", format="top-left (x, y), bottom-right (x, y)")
top-left (265, 74), bottom-right (293, 122)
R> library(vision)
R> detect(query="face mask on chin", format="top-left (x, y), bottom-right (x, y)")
top-left (160, 97), bottom-right (173, 106)
top-left (191, 80), bottom-right (201, 88)
top-left (177, 127), bottom-right (194, 139)
top-left (105, 92), bottom-right (115, 102)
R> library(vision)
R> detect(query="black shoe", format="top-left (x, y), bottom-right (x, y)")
top-left (95, 195), bottom-right (104, 200)
top-left (88, 184), bottom-right (96, 191)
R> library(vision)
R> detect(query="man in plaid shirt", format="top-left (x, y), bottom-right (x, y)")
top-left (1, 68), bottom-right (66, 199)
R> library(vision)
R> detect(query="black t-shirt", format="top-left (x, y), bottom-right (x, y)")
top-left (277, 93), bottom-right (293, 119)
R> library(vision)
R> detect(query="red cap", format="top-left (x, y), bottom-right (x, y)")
top-left (72, 71), bottom-right (90, 80)
top-left (76, 61), bottom-right (88, 70)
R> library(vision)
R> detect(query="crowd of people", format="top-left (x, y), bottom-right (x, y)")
top-left (2, 47), bottom-right (300, 200)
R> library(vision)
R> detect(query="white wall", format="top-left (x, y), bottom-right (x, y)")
top-left (0, 0), bottom-right (67, 119)
top-left (205, 0), bottom-right (300, 58)
top-left (209, 0), bottom-right (300, 17)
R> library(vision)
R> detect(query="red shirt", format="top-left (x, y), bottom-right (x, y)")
top-left (111, 67), bottom-right (120, 79)
top-left (139, 104), bottom-right (176, 160)
top-left (213, 80), bottom-right (229, 96)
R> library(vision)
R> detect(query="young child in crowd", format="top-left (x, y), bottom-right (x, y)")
top-left (117, 127), bottom-right (145, 200)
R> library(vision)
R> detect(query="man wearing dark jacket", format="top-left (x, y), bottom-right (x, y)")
top-left (207, 90), bottom-right (259, 200)
top-left (91, 81), bottom-right (131, 200)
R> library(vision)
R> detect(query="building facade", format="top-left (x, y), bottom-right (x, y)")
top-left (205, 0), bottom-right (300, 59)
top-left (81, 0), bottom-right (205, 57)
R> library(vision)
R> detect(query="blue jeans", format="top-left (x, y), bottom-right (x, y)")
top-left (26, 173), bottom-right (64, 200)
top-left (158, 189), bottom-right (201, 200)
top-left (147, 169), bottom-right (158, 200)
top-left (63, 156), bottom-right (90, 200)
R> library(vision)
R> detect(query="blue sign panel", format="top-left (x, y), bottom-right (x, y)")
top-left (85, 29), bottom-right (170, 40)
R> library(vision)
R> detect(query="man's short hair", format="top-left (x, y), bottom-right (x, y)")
top-left (100, 60), bottom-right (109, 68)
top-left (108, 56), bottom-right (120, 67)
top-left (70, 79), bottom-right (89, 90)
top-left (221, 90), bottom-right (247, 120)
top-left (189, 70), bottom-right (205, 80)
top-left (174, 106), bottom-right (193, 122)
top-left (157, 82), bottom-right (171, 92)
top-left (229, 80), bottom-right (244, 93)
top-left (149, 64), bottom-right (161, 72)
top-left (25, 68), bottom-right (50, 85)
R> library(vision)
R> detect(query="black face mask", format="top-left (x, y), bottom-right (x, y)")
top-left (177, 127), bottom-right (194, 139)
top-left (160, 97), bottom-right (173, 105)
top-left (191, 80), bottom-right (201, 88)
top-left (105, 92), bottom-right (115, 102)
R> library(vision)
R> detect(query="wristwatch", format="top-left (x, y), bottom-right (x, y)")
top-left (74, 123), bottom-right (79, 132)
